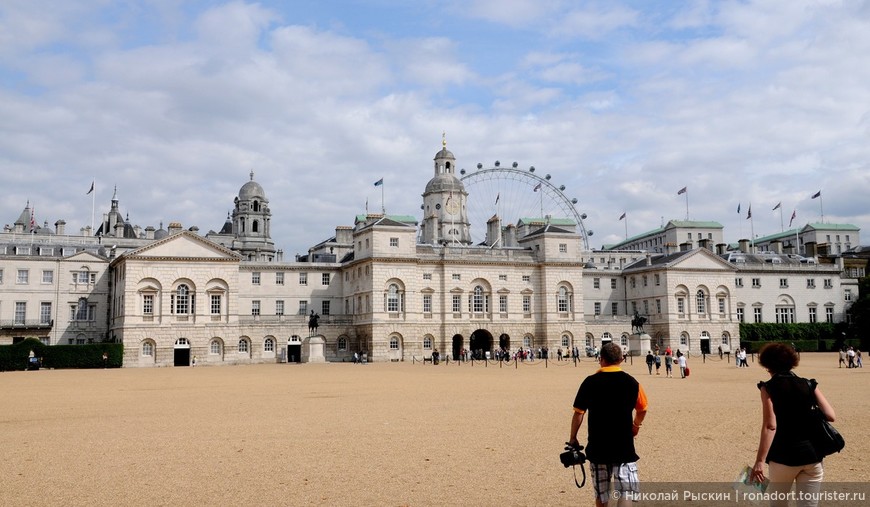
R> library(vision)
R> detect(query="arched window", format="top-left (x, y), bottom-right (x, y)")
top-left (387, 284), bottom-right (400, 312)
top-left (252, 220), bottom-right (259, 233)
top-left (389, 337), bottom-right (399, 350)
top-left (696, 290), bottom-right (707, 315)
top-left (210, 340), bottom-right (222, 355)
top-left (557, 287), bottom-right (570, 312)
top-left (142, 341), bottom-right (153, 356)
top-left (423, 336), bottom-right (432, 349)
top-left (253, 200), bottom-right (260, 212)
top-left (721, 333), bottom-right (729, 344)
top-left (76, 298), bottom-right (89, 320)
top-left (561, 335), bottom-right (570, 347)
top-left (621, 335), bottom-right (629, 346)
top-left (238, 339), bottom-right (249, 353)
top-left (472, 286), bottom-right (485, 313)
top-left (175, 284), bottom-right (190, 314)
top-left (337, 337), bottom-right (348, 351)
top-left (264, 338), bottom-right (274, 352)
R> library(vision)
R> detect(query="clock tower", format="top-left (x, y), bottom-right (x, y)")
top-left (421, 136), bottom-right (472, 245)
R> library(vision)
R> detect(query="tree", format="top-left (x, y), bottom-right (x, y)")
top-left (847, 276), bottom-right (870, 348)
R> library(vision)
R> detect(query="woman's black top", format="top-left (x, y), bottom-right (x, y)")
top-left (758, 372), bottom-right (822, 466)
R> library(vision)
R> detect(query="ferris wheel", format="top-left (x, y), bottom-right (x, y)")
top-left (459, 162), bottom-right (593, 250)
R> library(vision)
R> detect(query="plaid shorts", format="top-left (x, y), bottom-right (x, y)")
top-left (589, 462), bottom-right (639, 504)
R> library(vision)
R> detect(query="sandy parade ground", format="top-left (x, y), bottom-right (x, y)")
top-left (1, 352), bottom-right (867, 506)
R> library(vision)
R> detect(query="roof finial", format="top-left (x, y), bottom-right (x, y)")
top-left (250, 170), bottom-right (254, 181)
top-left (442, 131), bottom-right (446, 148)
top-left (112, 185), bottom-right (117, 200)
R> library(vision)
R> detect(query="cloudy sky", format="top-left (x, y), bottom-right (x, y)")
top-left (2, 0), bottom-right (869, 255)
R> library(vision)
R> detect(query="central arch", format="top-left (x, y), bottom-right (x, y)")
top-left (452, 334), bottom-right (464, 361)
top-left (470, 329), bottom-right (494, 359)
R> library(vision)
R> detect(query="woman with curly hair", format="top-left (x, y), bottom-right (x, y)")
top-left (751, 342), bottom-right (837, 506)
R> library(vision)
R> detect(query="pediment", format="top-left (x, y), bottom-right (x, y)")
top-left (668, 249), bottom-right (735, 271)
top-left (121, 231), bottom-right (241, 261)
top-left (64, 251), bottom-right (107, 263)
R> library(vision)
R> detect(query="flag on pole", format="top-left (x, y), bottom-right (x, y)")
top-left (494, 193), bottom-right (500, 205)
top-left (746, 204), bottom-right (752, 220)
top-left (677, 186), bottom-right (687, 195)
top-left (619, 212), bottom-right (626, 220)
top-left (533, 182), bottom-right (542, 192)
top-left (373, 178), bottom-right (384, 187)
top-left (737, 203), bottom-right (741, 214)
top-left (789, 209), bottom-right (796, 227)
top-left (86, 181), bottom-right (95, 195)
top-left (811, 190), bottom-right (821, 199)
top-left (772, 202), bottom-right (781, 211)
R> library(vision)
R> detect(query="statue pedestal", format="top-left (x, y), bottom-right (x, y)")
top-left (629, 333), bottom-right (651, 356)
top-left (303, 335), bottom-right (326, 363)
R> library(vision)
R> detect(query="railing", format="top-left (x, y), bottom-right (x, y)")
top-left (0, 319), bottom-right (53, 330)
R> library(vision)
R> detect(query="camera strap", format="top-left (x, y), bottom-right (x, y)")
top-left (571, 464), bottom-right (587, 488)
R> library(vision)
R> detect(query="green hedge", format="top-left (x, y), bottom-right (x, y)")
top-left (738, 322), bottom-right (859, 353)
top-left (0, 338), bottom-right (123, 371)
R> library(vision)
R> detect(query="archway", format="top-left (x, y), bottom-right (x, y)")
top-left (173, 337), bottom-right (191, 367)
top-left (469, 329), bottom-right (494, 359)
top-left (287, 335), bottom-right (302, 363)
top-left (498, 333), bottom-right (510, 351)
top-left (452, 335), bottom-right (463, 361)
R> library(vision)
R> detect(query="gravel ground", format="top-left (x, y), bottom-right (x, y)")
top-left (1, 352), bottom-right (866, 506)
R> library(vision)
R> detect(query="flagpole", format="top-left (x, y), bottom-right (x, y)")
top-left (685, 191), bottom-right (689, 220)
top-left (91, 179), bottom-right (96, 235)
top-left (779, 206), bottom-right (784, 232)
top-left (819, 195), bottom-right (824, 223)
top-left (381, 181), bottom-right (385, 214)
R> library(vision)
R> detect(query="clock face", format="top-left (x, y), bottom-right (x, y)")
top-left (446, 199), bottom-right (460, 214)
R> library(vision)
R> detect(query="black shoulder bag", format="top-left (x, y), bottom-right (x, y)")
top-left (807, 379), bottom-right (845, 457)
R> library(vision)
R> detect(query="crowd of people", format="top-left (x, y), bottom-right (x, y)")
top-left (838, 346), bottom-right (863, 368)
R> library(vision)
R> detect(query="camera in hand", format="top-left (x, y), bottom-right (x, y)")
top-left (560, 443), bottom-right (587, 468)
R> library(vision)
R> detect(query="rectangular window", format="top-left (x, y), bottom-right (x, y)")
top-left (389, 237), bottom-right (399, 247)
top-left (754, 307), bottom-right (762, 323)
top-left (299, 300), bottom-right (308, 315)
top-left (143, 295), bottom-right (154, 315)
top-left (15, 302), bottom-right (26, 324)
top-left (824, 279), bottom-right (833, 288)
top-left (677, 298), bottom-right (685, 315)
top-left (210, 295), bottom-right (220, 315)
top-left (808, 307), bottom-right (817, 323)
top-left (559, 243), bottom-right (567, 253)
top-left (0, 269), bottom-right (3, 284)
top-left (825, 307), bottom-right (834, 323)
top-left (251, 300), bottom-right (260, 316)
top-left (807, 279), bottom-right (815, 289)
top-left (522, 275), bottom-right (531, 282)
top-left (656, 299), bottom-right (662, 314)
top-left (610, 278), bottom-right (617, 289)
top-left (299, 273), bottom-right (308, 285)
top-left (631, 301), bottom-right (638, 315)
top-left (322, 301), bottom-right (330, 316)
top-left (752, 278), bottom-right (761, 288)
top-left (452, 295), bottom-right (461, 313)
top-left (423, 295), bottom-right (432, 313)
top-left (593, 278), bottom-right (600, 289)
top-left (611, 302), bottom-right (618, 316)
top-left (42, 270), bottom-right (54, 284)
top-left (735, 278), bottom-right (743, 288)
top-left (845, 289), bottom-right (852, 302)
top-left (643, 300), bottom-right (649, 315)
top-left (17, 269), bottom-right (29, 284)
top-left (718, 298), bottom-right (726, 315)
top-left (322, 273), bottom-right (330, 286)
top-left (654, 274), bottom-right (660, 286)
top-left (522, 295), bottom-right (531, 313)
top-left (452, 273), bottom-right (461, 281)
top-left (499, 295), bottom-right (508, 313)
top-left (252, 272), bottom-right (261, 285)
top-left (594, 302), bottom-right (601, 316)
top-left (643, 275), bottom-right (648, 287)
top-left (498, 274), bottom-right (507, 281)
top-left (737, 307), bottom-right (745, 323)
top-left (275, 272), bottom-right (284, 285)
top-left (423, 273), bottom-right (432, 280)
top-left (40, 302), bottom-right (52, 324)
top-left (779, 278), bottom-right (788, 288)
top-left (630, 277), bottom-right (636, 289)
top-left (276, 300), bottom-right (284, 316)
top-left (776, 307), bottom-right (795, 324)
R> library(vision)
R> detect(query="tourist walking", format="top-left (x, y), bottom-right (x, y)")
top-left (751, 342), bottom-right (837, 507)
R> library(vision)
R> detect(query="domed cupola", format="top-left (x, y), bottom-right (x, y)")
top-left (420, 134), bottom-right (472, 245)
top-left (230, 170), bottom-right (276, 261)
